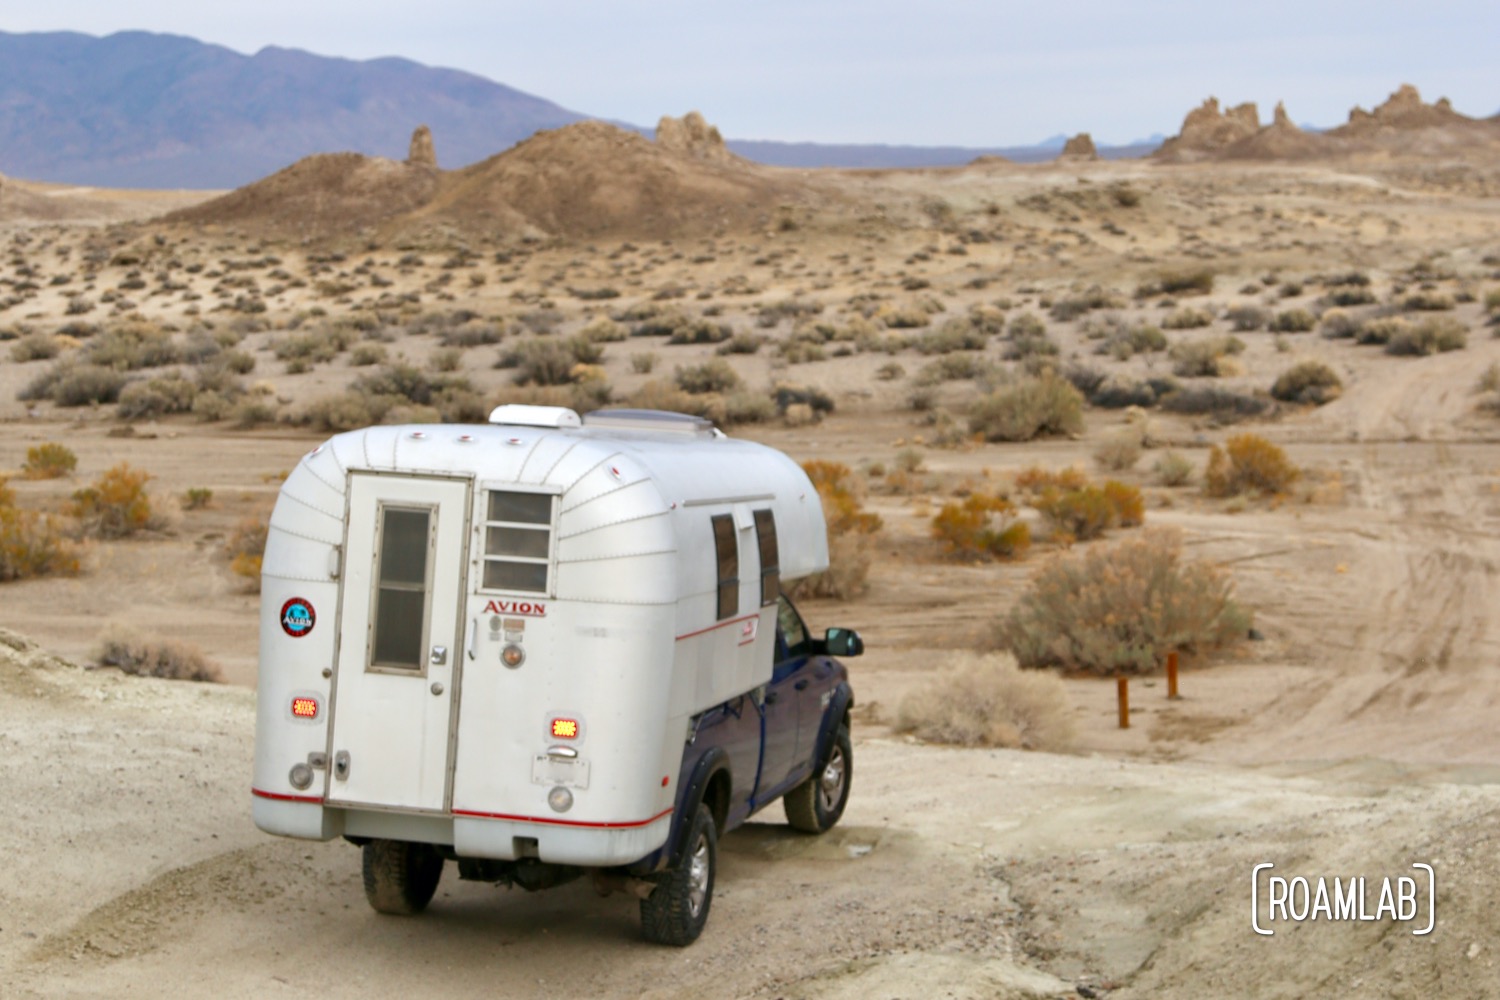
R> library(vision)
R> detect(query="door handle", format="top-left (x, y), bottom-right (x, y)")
top-left (467, 619), bottom-right (478, 660)
top-left (430, 646), bottom-right (448, 666)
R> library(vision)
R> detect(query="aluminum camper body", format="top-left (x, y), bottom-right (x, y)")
top-left (253, 406), bottom-right (834, 874)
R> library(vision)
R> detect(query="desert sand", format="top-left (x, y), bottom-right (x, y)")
top-left (3, 97), bottom-right (1500, 997)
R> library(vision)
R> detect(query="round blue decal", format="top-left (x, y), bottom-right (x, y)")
top-left (280, 597), bottom-right (316, 638)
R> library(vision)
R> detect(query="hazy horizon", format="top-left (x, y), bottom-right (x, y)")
top-left (4, 3), bottom-right (1497, 148)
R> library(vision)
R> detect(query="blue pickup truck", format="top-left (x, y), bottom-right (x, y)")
top-left (252, 409), bottom-right (861, 946)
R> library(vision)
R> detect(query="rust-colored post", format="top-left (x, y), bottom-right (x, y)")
top-left (1117, 676), bottom-right (1130, 729)
top-left (1166, 651), bottom-right (1180, 700)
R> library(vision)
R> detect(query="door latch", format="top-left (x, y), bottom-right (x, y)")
top-left (430, 645), bottom-right (448, 666)
top-left (334, 750), bottom-right (351, 781)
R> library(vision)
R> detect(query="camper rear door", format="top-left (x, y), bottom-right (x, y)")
top-left (325, 473), bottom-right (470, 813)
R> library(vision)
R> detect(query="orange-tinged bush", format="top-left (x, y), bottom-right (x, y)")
top-left (0, 505), bottom-right (80, 581)
top-left (792, 460), bottom-right (882, 598)
top-left (69, 462), bottom-right (155, 538)
top-left (1203, 434), bottom-right (1299, 497)
top-left (931, 493), bottom-right (1031, 560)
top-left (1102, 480), bottom-right (1145, 526)
top-left (21, 442), bottom-right (78, 480)
top-left (1014, 465), bottom-right (1089, 495)
top-left (224, 513), bottom-right (270, 593)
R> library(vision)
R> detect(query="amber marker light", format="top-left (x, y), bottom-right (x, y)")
top-left (551, 718), bottom-right (579, 740)
top-left (291, 697), bottom-right (319, 720)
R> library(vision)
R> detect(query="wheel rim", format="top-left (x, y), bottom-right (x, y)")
top-left (818, 745), bottom-right (846, 813)
top-left (686, 834), bottom-right (710, 918)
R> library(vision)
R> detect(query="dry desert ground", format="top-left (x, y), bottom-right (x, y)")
top-left (2, 125), bottom-right (1500, 998)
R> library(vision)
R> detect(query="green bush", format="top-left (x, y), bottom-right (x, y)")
top-left (996, 529), bottom-right (1250, 675)
top-left (969, 374), bottom-right (1084, 442)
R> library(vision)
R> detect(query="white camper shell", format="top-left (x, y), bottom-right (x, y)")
top-left (253, 406), bottom-right (829, 870)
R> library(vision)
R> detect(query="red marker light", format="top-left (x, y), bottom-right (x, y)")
top-left (550, 718), bottom-right (579, 739)
top-left (291, 697), bottom-right (319, 720)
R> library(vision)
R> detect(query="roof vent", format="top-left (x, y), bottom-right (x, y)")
top-left (487, 404), bottom-right (582, 428)
top-left (581, 409), bottom-right (717, 436)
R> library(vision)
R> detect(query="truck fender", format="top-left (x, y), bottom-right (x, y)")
top-left (811, 680), bottom-right (855, 765)
top-left (667, 745), bottom-right (731, 869)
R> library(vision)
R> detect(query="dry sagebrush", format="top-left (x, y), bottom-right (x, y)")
top-left (895, 651), bottom-right (1075, 750)
top-left (996, 528), bottom-right (1250, 676)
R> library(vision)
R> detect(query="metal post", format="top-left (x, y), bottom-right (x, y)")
top-left (1117, 676), bottom-right (1130, 729)
top-left (1166, 651), bottom-right (1180, 700)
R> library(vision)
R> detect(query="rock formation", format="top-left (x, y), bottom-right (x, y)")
top-left (1154, 98), bottom-right (1261, 159)
top-left (407, 125), bottom-right (438, 168)
top-left (1337, 84), bottom-right (1470, 133)
top-left (1058, 133), bottom-right (1099, 161)
top-left (655, 111), bottom-right (734, 163)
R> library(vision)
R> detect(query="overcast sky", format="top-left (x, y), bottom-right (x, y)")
top-left (8, 2), bottom-right (1498, 147)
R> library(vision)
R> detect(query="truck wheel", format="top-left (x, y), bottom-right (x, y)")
top-left (640, 802), bottom-right (717, 946)
top-left (784, 723), bottom-right (852, 834)
top-left (362, 839), bottom-right (443, 915)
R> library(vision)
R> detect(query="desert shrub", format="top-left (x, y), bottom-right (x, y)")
top-left (894, 651), bottom-right (1073, 750)
top-left (931, 493), bottom-right (1030, 560)
top-left (914, 318), bottom-right (987, 355)
top-left (1014, 465), bottom-right (1089, 495)
top-left (674, 359), bottom-right (741, 395)
top-left (0, 487), bottom-right (80, 582)
top-left (1225, 305), bottom-right (1268, 332)
top-left (1271, 360), bottom-right (1342, 405)
top-left (773, 384), bottom-right (834, 418)
top-left (1159, 386), bottom-right (1272, 423)
top-left (1325, 287), bottom-right (1376, 307)
top-left (915, 354), bottom-right (994, 386)
top-left (1402, 291), bottom-right (1455, 312)
top-left (757, 298), bottom-right (823, 328)
top-left (438, 322), bottom-right (505, 347)
top-left (224, 512), bottom-right (269, 592)
top-left (1319, 308), bottom-right (1360, 339)
top-left (349, 343), bottom-right (387, 366)
top-left (21, 362), bottom-right (129, 407)
top-left (625, 380), bottom-right (721, 421)
top-left (719, 390), bottom-right (776, 426)
top-left (1098, 324), bottom-right (1167, 360)
top-left (1485, 289), bottom-right (1500, 314)
top-left (875, 361), bottom-right (905, 381)
top-left (667, 320), bottom-right (734, 345)
top-left (715, 332), bottom-right (766, 355)
top-left (1385, 317), bottom-right (1467, 356)
top-left (1138, 268), bottom-right (1215, 298)
top-left (21, 442), bottom-right (78, 479)
top-left (1003, 330), bottom-right (1060, 361)
top-left (182, 487), bottom-right (213, 510)
top-left (1048, 285), bottom-right (1125, 322)
top-left (1033, 481), bottom-right (1141, 542)
top-left (429, 347), bottom-right (463, 372)
top-left (1153, 451), bottom-right (1195, 487)
top-left (969, 374), bottom-right (1084, 442)
top-left (1203, 434), bottom-right (1298, 497)
top-left (1269, 308), bottom-right (1317, 333)
top-left (1354, 316), bottom-right (1408, 346)
top-left (577, 316), bottom-right (627, 343)
top-left (117, 374), bottom-right (198, 419)
top-left (996, 528), bottom-right (1250, 675)
top-left (84, 322), bottom-right (179, 370)
top-left (1170, 336), bottom-right (1244, 377)
top-left (95, 629), bottom-right (223, 683)
top-left (1161, 306), bottom-right (1214, 330)
top-left (1007, 312), bottom-right (1048, 339)
top-left (789, 460), bottom-right (881, 599)
top-left (499, 337), bottom-right (602, 385)
top-left (10, 332), bottom-right (60, 362)
top-left (630, 351), bottom-right (658, 374)
top-left (69, 462), bottom-right (158, 538)
top-left (1093, 430), bottom-right (1142, 472)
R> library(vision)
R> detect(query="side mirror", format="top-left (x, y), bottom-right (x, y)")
top-left (824, 627), bottom-right (864, 658)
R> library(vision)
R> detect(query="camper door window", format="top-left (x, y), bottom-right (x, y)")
top-left (371, 505), bottom-right (435, 671)
top-left (711, 514), bottom-right (738, 620)
top-left (482, 490), bottom-right (554, 594)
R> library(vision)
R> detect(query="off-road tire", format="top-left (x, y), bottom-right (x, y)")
top-left (784, 723), bottom-right (852, 834)
top-left (362, 839), bottom-right (443, 915)
top-left (640, 803), bottom-right (717, 946)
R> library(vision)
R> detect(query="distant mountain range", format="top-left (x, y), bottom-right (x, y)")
top-left (0, 30), bottom-right (1158, 189)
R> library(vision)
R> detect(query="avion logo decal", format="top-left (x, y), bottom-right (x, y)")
top-left (280, 598), bottom-right (316, 637)
top-left (483, 599), bottom-right (547, 618)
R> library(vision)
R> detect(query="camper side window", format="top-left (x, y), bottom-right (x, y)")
top-left (711, 514), bottom-right (738, 620)
top-left (482, 490), bottom-right (553, 594)
top-left (753, 509), bottom-right (779, 606)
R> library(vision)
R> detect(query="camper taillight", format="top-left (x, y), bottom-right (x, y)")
top-left (550, 718), bottom-right (580, 740)
top-left (291, 697), bottom-right (319, 720)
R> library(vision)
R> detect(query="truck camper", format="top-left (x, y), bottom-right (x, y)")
top-left (253, 405), bottom-right (862, 944)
